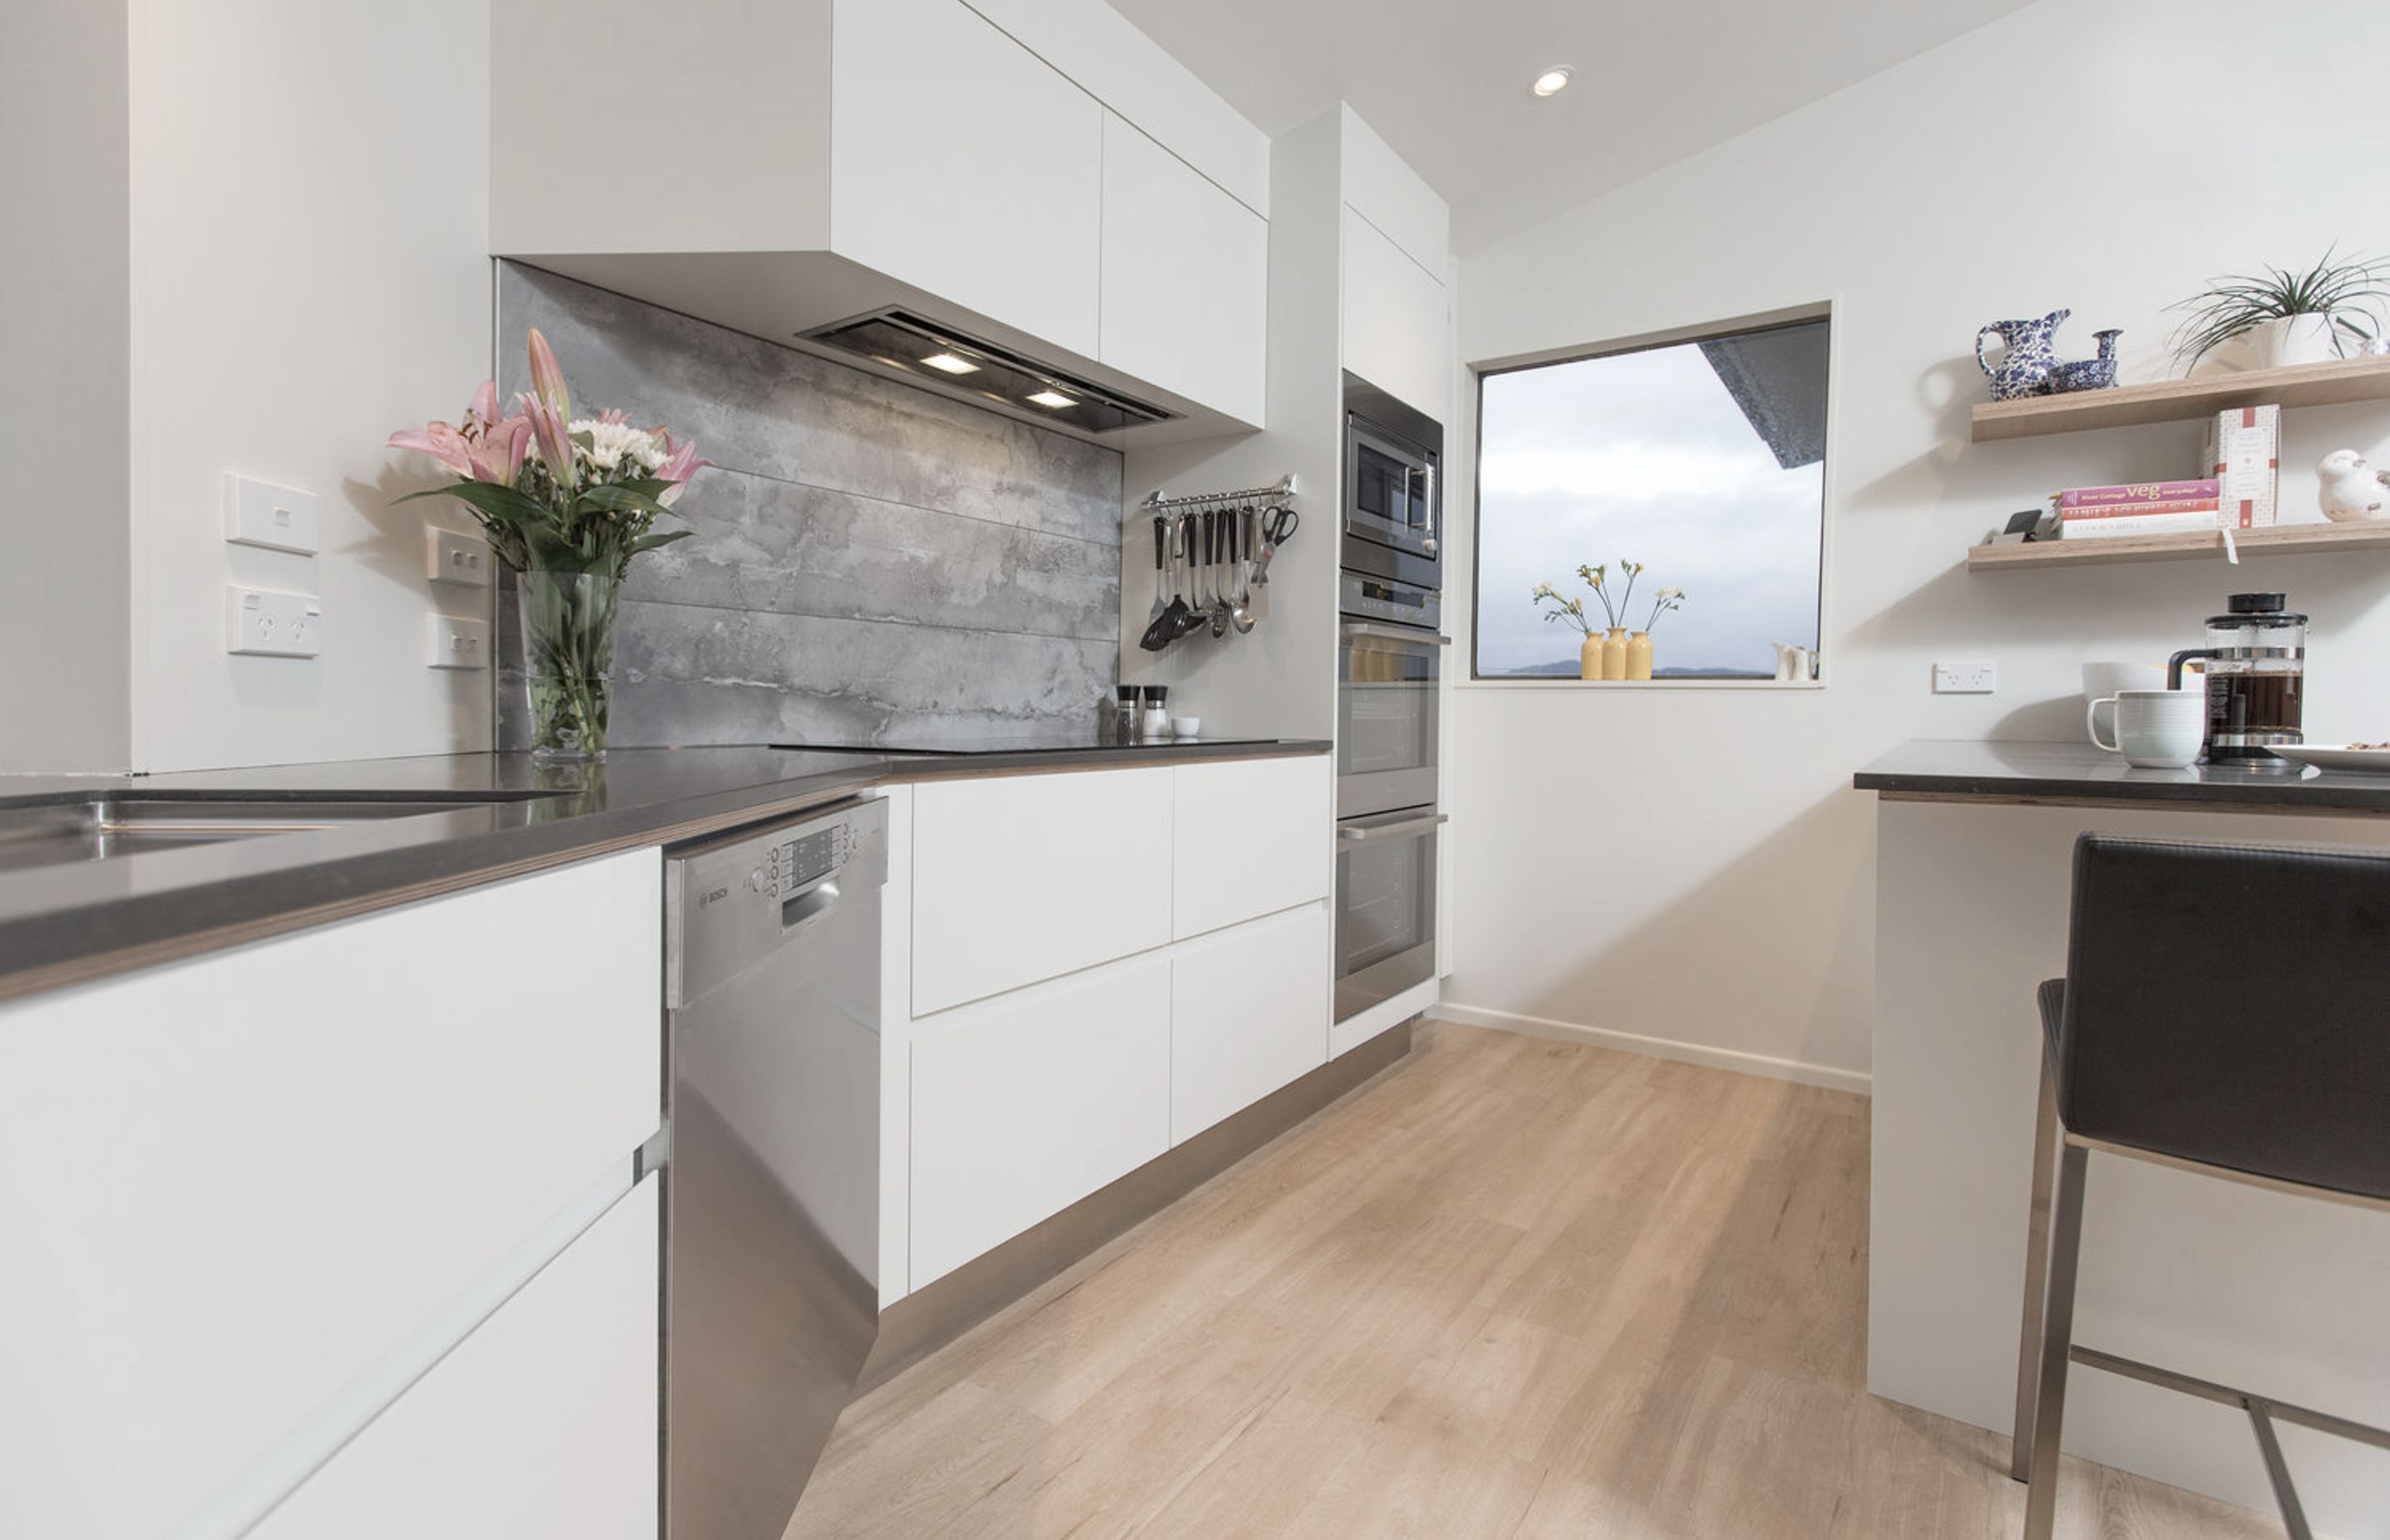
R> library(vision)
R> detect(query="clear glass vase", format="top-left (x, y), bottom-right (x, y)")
top-left (516, 569), bottom-right (618, 762)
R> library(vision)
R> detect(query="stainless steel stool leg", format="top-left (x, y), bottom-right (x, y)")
top-left (2246, 1401), bottom-right (2315, 1540)
top-left (2022, 1143), bottom-right (2088, 1540)
top-left (2011, 1051), bottom-right (2062, 1482)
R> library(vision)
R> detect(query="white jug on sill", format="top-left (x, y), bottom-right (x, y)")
top-left (1772, 642), bottom-right (1812, 683)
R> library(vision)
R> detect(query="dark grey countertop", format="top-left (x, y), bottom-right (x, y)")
top-left (1854, 739), bottom-right (2390, 811)
top-left (0, 737), bottom-right (1327, 1001)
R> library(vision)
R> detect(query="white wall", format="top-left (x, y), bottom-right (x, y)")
top-left (126, 0), bottom-right (494, 772)
top-left (1444, 0), bottom-right (2390, 1086)
top-left (2, 1), bottom-right (132, 772)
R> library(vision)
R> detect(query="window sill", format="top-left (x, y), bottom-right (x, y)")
top-left (1457, 677), bottom-right (1826, 691)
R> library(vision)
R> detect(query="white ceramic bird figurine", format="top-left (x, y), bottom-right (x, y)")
top-left (2317, 449), bottom-right (2390, 523)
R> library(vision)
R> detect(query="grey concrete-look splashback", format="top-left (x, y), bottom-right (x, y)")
top-left (495, 263), bottom-right (1123, 748)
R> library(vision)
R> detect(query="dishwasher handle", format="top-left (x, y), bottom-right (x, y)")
top-left (780, 878), bottom-right (841, 935)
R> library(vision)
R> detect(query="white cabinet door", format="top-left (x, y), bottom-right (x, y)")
top-left (912, 767), bottom-right (1173, 1015)
top-left (1170, 903), bottom-right (1330, 1144)
top-left (1341, 203), bottom-right (1450, 424)
top-left (0, 850), bottom-right (661, 1540)
top-left (1173, 754), bottom-right (1332, 940)
top-left (247, 1177), bottom-right (659, 1540)
top-left (832, 0), bottom-right (1104, 356)
top-left (910, 954), bottom-right (1171, 1286)
top-left (1100, 111), bottom-right (1266, 423)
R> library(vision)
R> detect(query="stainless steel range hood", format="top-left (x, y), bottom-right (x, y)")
top-left (802, 309), bottom-right (1173, 435)
top-left (490, 250), bottom-right (1240, 446)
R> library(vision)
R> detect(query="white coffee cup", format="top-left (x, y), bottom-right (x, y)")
top-left (2086, 688), bottom-right (2204, 768)
top-left (2082, 660), bottom-right (2164, 744)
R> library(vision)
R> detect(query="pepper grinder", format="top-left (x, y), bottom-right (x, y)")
top-left (1111, 685), bottom-right (1140, 745)
top-left (1140, 685), bottom-right (1171, 740)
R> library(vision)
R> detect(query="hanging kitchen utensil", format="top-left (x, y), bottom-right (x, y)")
top-left (1146, 513), bottom-right (1168, 628)
top-left (1209, 503), bottom-right (1232, 638)
top-left (1230, 504), bottom-right (1257, 633)
top-left (1139, 513), bottom-right (1188, 651)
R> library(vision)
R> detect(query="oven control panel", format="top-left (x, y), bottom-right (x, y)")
top-left (1339, 570), bottom-right (1442, 632)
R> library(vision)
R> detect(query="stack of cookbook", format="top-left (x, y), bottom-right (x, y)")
top-left (2051, 479), bottom-right (2222, 539)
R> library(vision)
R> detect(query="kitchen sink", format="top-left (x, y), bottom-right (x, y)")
top-left (0, 794), bottom-right (541, 875)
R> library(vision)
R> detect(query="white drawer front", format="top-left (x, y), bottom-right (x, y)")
top-left (913, 767), bottom-right (1173, 1014)
top-left (1170, 903), bottom-right (1331, 1144)
top-left (910, 953), bottom-right (1170, 1287)
top-left (247, 1177), bottom-right (659, 1540)
top-left (0, 850), bottom-right (661, 1540)
top-left (1173, 755), bottom-right (1333, 939)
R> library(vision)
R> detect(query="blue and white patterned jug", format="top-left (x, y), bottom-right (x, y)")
top-left (1975, 309), bottom-right (2071, 401)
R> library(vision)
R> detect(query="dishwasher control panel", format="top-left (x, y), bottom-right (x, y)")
top-left (664, 797), bottom-right (888, 1009)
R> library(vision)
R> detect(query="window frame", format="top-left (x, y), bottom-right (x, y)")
top-left (1466, 305), bottom-right (1836, 689)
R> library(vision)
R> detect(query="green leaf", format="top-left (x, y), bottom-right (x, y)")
top-left (576, 484), bottom-right (677, 519)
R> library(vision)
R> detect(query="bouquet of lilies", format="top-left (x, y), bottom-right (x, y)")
top-left (388, 329), bottom-right (709, 578)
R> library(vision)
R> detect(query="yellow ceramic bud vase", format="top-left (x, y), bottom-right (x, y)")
top-left (1626, 631), bottom-right (1653, 680)
top-left (1579, 633), bottom-right (1602, 680)
top-left (1602, 626), bottom-right (1628, 680)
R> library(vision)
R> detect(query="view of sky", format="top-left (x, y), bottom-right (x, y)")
top-left (1474, 332), bottom-right (1826, 677)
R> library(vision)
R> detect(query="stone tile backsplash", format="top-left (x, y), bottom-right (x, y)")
top-left (494, 263), bottom-right (1123, 748)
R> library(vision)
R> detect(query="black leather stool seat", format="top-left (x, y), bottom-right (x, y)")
top-left (2041, 834), bottom-right (2390, 1201)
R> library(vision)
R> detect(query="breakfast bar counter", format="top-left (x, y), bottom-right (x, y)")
top-left (1855, 742), bottom-right (2390, 1531)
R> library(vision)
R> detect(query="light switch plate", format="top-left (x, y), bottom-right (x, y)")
top-left (1934, 661), bottom-right (1997, 694)
top-left (427, 613), bottom-right (490, 670)
top-left (226, 586), bottom-right (321, 657)
top-left (426, 526), bottom-right (492, 587)
top-left (224, 474), bottom-right (319, 555)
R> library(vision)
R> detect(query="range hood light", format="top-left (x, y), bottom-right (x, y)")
top-left (1531, 66), bottom-right (1573, 97)
top-left (802, 309), bottom-right (1174, 434)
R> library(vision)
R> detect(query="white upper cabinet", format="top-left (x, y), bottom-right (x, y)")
top-left (1338, 107), bottom-right (1450, 280)
top-left (1342, 204), bottom-right (1451, 424)
top-left (1100, 112), bottom-right (1267, 424)
top-left (832, 0), bottom-right (1105, 356)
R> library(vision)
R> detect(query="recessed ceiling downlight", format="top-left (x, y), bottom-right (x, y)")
top-left (1531, 66), bottom-right (1573, 97)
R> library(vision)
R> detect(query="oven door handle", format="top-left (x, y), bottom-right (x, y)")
top-left (1340, 621), bottom-right (1451, 646)
top-left (1339, 811), bottom-right (1449, 843)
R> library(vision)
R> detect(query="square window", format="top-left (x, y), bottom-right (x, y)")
top-left (1472, 315), bottom-right (1830, 681)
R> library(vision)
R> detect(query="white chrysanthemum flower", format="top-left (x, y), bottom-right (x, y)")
top-left (573, 417), bottom-right (663, 474)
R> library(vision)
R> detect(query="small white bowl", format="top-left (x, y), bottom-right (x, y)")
top-left (1170, 715), bottom-right (1202, 739)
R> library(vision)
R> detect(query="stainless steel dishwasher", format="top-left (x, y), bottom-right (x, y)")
top-left (661, 795), bottom-right (887, 1540)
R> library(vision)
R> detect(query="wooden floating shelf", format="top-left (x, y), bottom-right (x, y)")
top-left (1968, 522), bottom-right (2390, 572)
top-left (1970, 356), bottom-right (2390, 442)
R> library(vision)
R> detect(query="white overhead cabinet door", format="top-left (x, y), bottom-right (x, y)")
top-left (832, 0), bottom-right (1105, 357)
top-left (246, 1178), bottom-right (660, 1540)
top-left (1100, 111), bottom-right (1267, 424)
top-left (1341, 204), bottom-right (1450, 424)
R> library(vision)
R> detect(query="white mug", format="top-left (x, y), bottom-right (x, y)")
top-left (2081, 660), bottom-right (2164, 744)
top-left (2086, 688), bottom-right (2204, 768)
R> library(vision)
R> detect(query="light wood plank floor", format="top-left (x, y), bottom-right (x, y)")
top-left (788, 1021), bottom-right (2280, 1539)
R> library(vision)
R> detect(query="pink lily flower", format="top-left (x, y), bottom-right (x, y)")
top-left (388, 419), bottom-right (475, 478)
top-left (464, 415), bottom-right (532, 485)
top-left (519, 391), bottom-right (578, 483)
top-left (654, 431), bottom-right (712, 506)
top-left (526, 328), bottom-right (571, 420)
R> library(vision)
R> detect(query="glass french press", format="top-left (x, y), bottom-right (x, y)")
top-left (2167, 592), bottom-right (2306, 768)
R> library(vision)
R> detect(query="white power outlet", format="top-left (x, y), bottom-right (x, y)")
top-left (427, 527), bottom-right (492, 587)
top-left (427, 614), bottom-right (490, 670)
top-left (1934, 661), bottom-right (1997, 694)
top-left (226, 586), bottom-right (321, 657)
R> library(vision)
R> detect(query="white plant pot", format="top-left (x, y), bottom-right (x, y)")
top-left (2249, 313), bottom-right (2343, 369)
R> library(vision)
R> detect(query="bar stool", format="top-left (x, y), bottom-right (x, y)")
top-left (2012, 833), bottom-right (2390, 1540)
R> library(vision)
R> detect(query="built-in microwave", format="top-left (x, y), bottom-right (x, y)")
top-left (1341, 372), bottom-right (1441, 588)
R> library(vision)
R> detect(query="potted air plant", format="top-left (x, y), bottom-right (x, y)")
top-left (2169, 249), bottom-right (2389, 371)
top-left (389, 329), bottom-right (710, 761)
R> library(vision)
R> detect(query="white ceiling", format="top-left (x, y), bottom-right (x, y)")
top-left (1105, 0), bottom-right (2036, 252)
